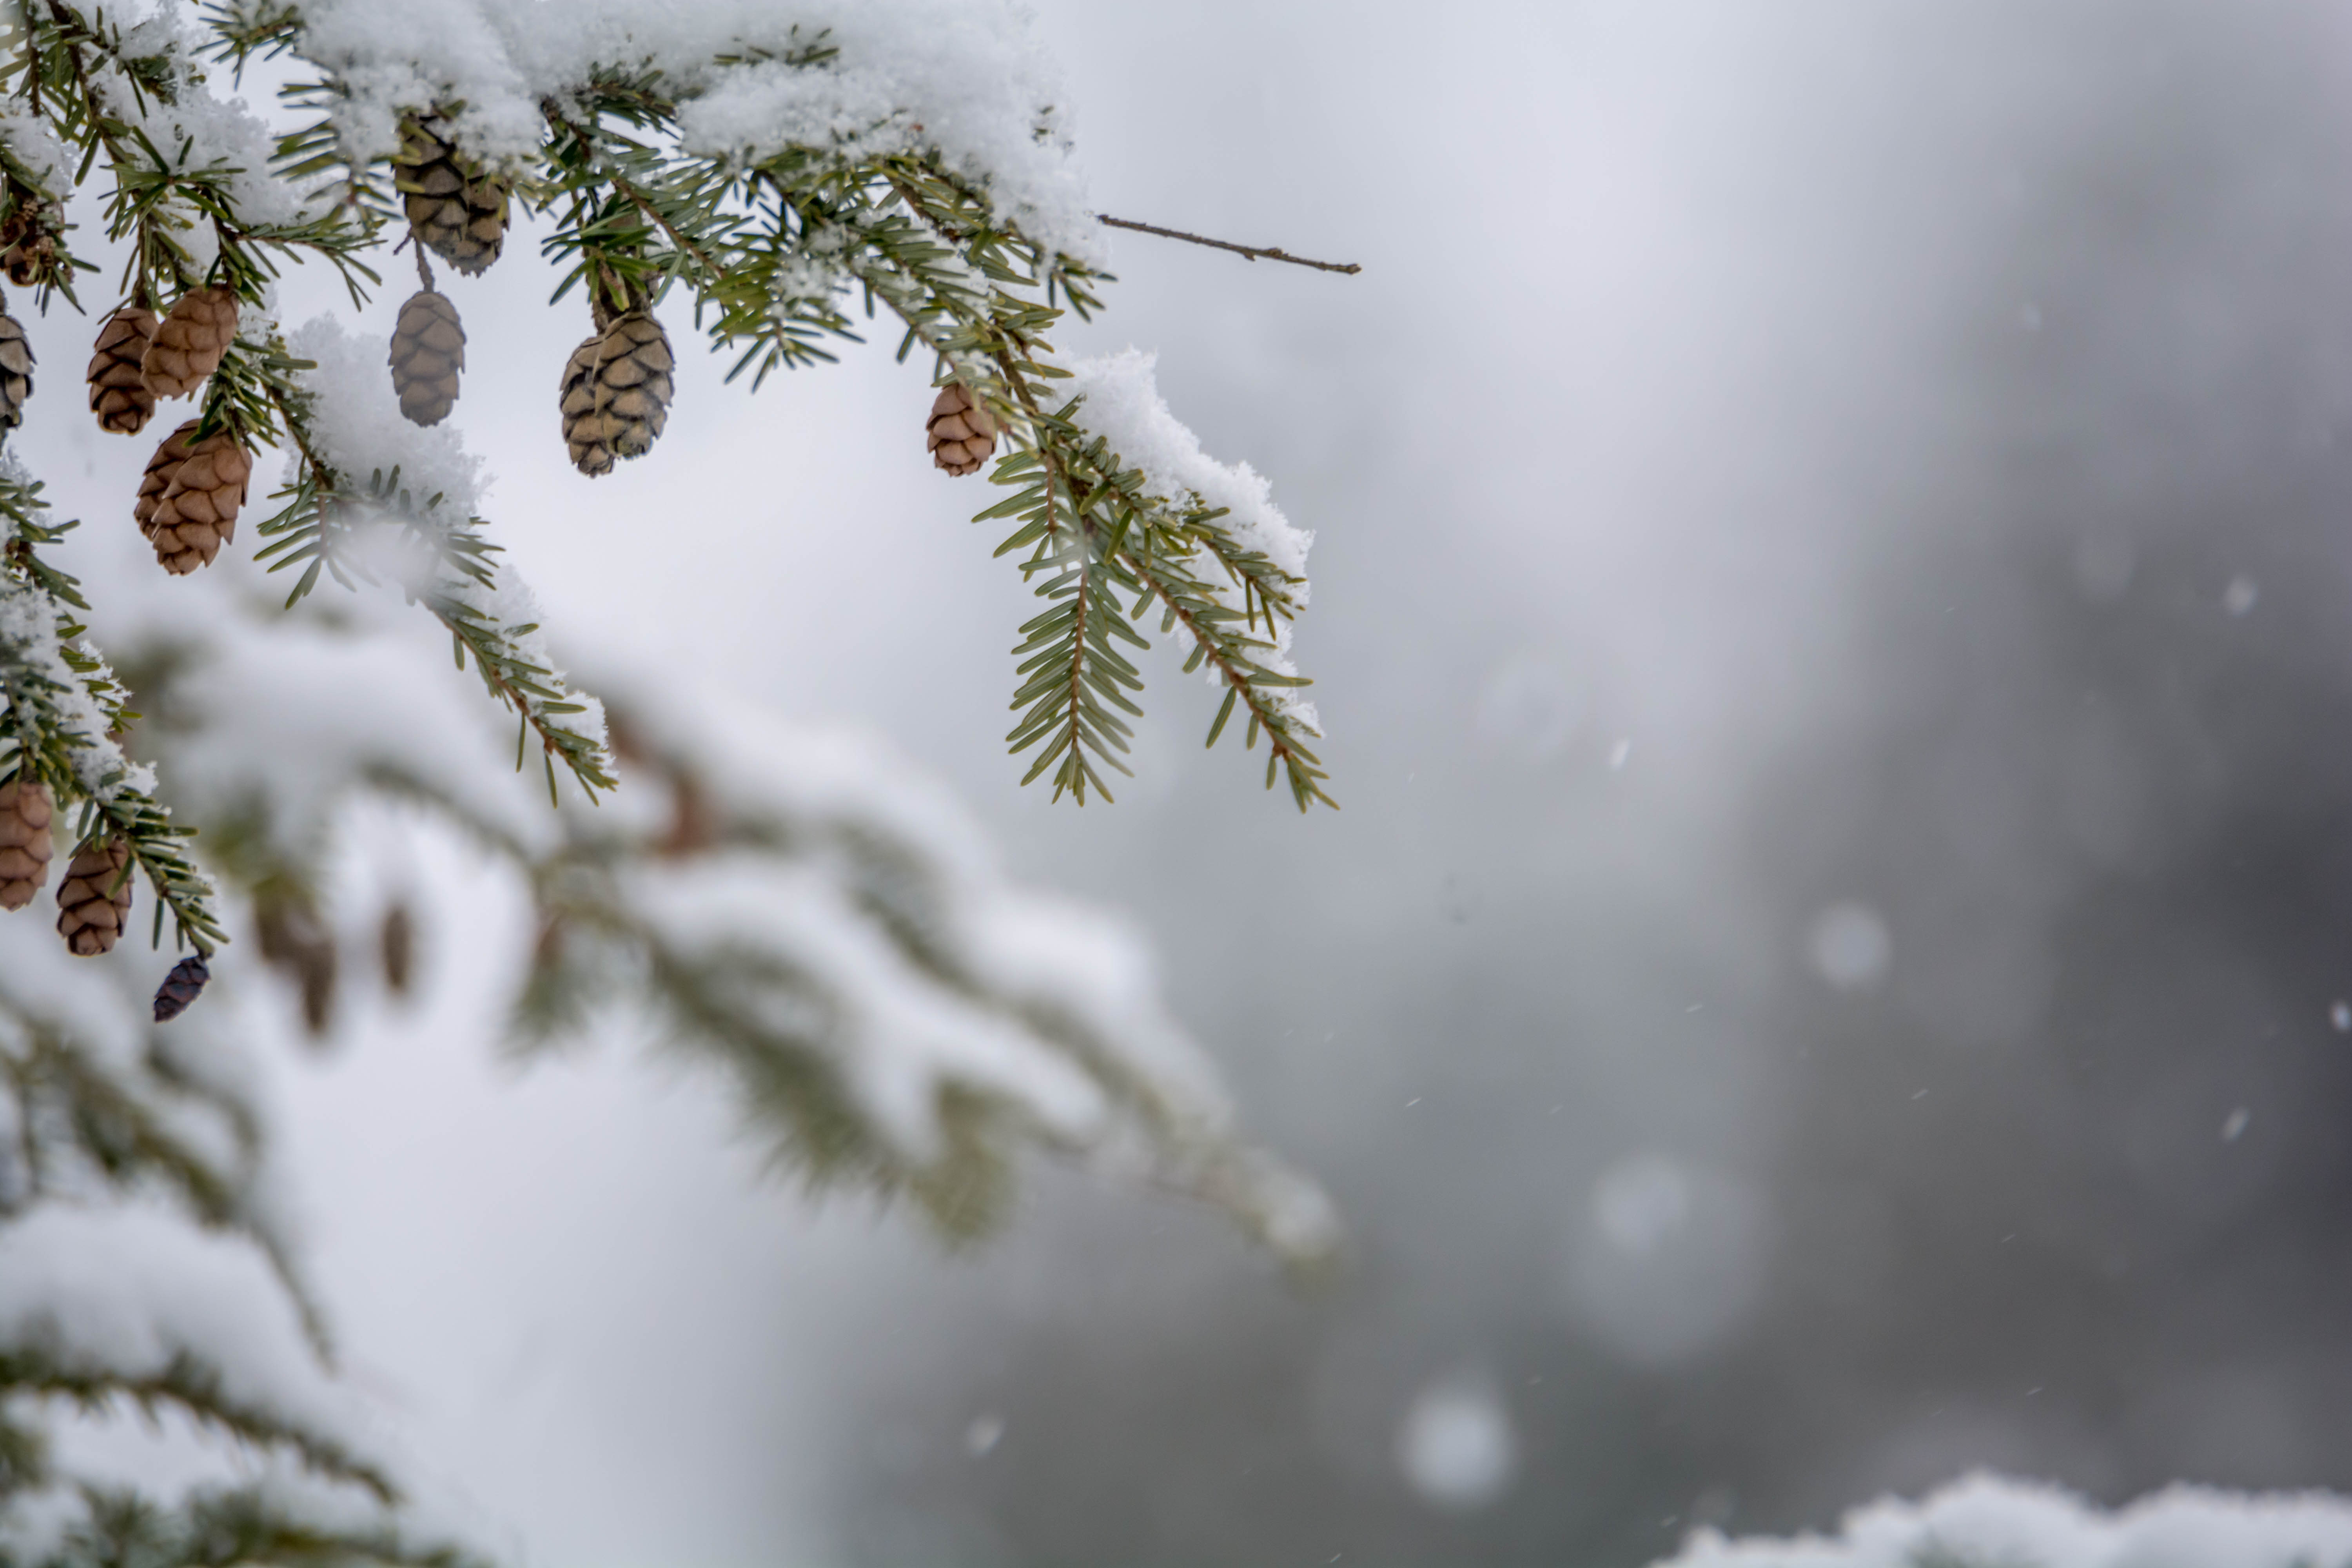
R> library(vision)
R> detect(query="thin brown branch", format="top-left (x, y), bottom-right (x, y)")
top-left (1097, 215), bottom-right (1360, 275)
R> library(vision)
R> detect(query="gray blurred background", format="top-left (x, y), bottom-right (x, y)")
top-left (225, 1), bottom-right (2352, 1563)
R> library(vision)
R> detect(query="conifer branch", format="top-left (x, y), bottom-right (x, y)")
top-left (0, 1348), bottom-right (397, 1502)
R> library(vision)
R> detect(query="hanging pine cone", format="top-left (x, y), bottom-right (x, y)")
top-left (134, 419), bottom-right (197, 537)
top-left (87, 305), bottom-right (160, 436)
top-left (0, 196), bottom-right (60, 289)
top-left (926, 382), bottom-right (996, 476)
top-left (394, 119), bottom-right (510, 276)
top-left (148, 428), bottom-right (251, 575)
top-left (152, 954), bottom-right (212, 1022)
top-left (0, 295), bottom-right (33, 434)
top-left (55, 836), bottom-right (132, 957)
top-left (0, 776), bottom-right (53, 913)
top-left (559, 312), bottom-right (673, 476)
top-left (389, 288), bottom-right (465, 426)
top-left (141, 286), bottom-right (238, 399)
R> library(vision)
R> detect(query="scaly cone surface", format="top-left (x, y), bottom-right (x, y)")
top-left (141, 286), bottom-right (238, 399)
top-left (926, 381), bottom-right (996, 475)
top-left (0, 776), bottom-right (53, 912)
top-left (389, 288), bottom-right (465, 426)
top-left (87, 304), bottom-right (160, 434)
top-left (559, 311), bottom-right (674, 475)
top-left (394, 118), bottom-right (511, 275)
top-left (149, 429), bottom-right (252, 574)
top-left (54, 836), bottom-right (132, 956)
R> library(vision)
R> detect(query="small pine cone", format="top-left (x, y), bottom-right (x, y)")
top-left (389, 288), bottom-right (465, 426)
top-left (55, 837), bottom-right (132, 957)
top-left (0, 307), bottom-right (33, 433)
top-left (559, 312), bottom-right (674, 476)
top-left (0, 199), bottom-right (60, 289)
top-left (0, 776), bottom-right (53, 912)
top-left (3, 232), bottom-right (54, 290)
top-left (141, 286), bottom-right (239, 399)
top-left (926, 383), bottom-right (996, 476)
top-left (152, 954), bottom-right (212, 1022)
top-left (395, 119), bottom-right (510, 276)
top-left (135, 420), bottom-right (199, 537)
top-left (149, 429), bottom-right (251, 575)
top-left (88, 305), bottom-right (160, 436)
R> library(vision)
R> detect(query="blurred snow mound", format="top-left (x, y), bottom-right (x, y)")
top-left (1661, 1474), bottom-right (2352, 1568)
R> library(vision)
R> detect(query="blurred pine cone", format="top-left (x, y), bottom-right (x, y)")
top-left (0, 199), bottom-right (61, 289)
top-left (559, 311), bottom-right (673, 476)
top-left (0, 775), bottom-right (53, 913)
top-left (55, 837), bottom-right (132, 957)
top-left (135, 419), bottom-right (198, 537)
top-left (152, 954), bottom-right (211, 1022)
top-left (926, 382), bottom-right (996, 476)
top-left (0, 300), bottom-right (34, 433)
top-left (390, 288), bottom-right (465, 426)
top-left (394, 118), bottom-right (509, 276)
top-left (141, 286), bottom-right (238, 399)
top-left (149, 428), bottom-right (251, 575)
top-left (87, 305), bottom-right (160, 435)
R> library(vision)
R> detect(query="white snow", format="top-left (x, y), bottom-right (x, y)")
top-left (1659, 1474), bottom-right (2352, 1568)
top-left (1061, 350), bottom-right (1320, 731)
top-left (0, 1203), bottom-right (382, 1465)
top-left (284, 0), bottom-right (1105, 262)
top-left (0, 110), bottom-right (75, 193)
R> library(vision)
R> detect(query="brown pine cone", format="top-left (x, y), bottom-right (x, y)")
top-left (141, 286), bottom-right (239, 399)
top-left (0, 775), bottom-right (53, 913)
top-left (152, 954), bottom-right (212, 1022)
top-left (0, 303), bottom-right (33, 433)
top-left (926, 382), bottom-right (996, 476)
top-left (55, 836), bottom-right (132, 957)
top-left (87, 305), bottom-right (160, 435)
top-left (390, 288), bottom-right (465, 426)
top-left (149, 428), bottom-right (251, 574)
top-left (395, 119), bottom-right (510, 276)
top-left (135, 420), bottom-right (199, 537)
top-left (559, 312), bottom-right (674, 476)
top-left (0, 198), bottom-right (61, 289)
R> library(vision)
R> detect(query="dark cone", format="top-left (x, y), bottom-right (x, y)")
top-left (55, 837), bottom-right (132, 957)
top-left (0, 775), bottom-right (53, 912)
top-left (926, 382), bottom-right (996, 476)
top-left (390, 288), bottom-right (465, 426)
top-left (88, 305), bottom-right (160, 435)
top-left (559, 312), bottom-right (674, 476)
top-left (136, 420), bottom-right (199, 537)
top-left (381, 903), bottom-right (416, 996)
top-left (394, 119), bottom-right (510, 276)
top-left (141, 286), bottom-right (238, 399)
top-left (152, 954), bottom-right (212, 1022)
top-left (151, 429), bottom-right (252, 575)
top-left (0, 306), bottom-right (34, 432)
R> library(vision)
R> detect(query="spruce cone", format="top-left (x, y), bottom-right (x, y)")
top-left (0, 303), bottom-right (33, 433)
top-left (149, 428), bottom-right (251, 575)
top-left (135, 420), bottom-right (198, 537)
top-left (87, 305), bottom-right (160, 435)
top-left (141, 286), bottom-right (238, 399)
top-left (0, 776), bottom-right (53, 913)
top-left (152, 954), bottom-right (212, 1022)
top-left (1, 199), bottom-right (61, 289)
top-left (394, 119), bottom-right (510, 276)
top-left (390, 288), bottom-right (465, 426)
top-left (55, 837), bottom-right (132, 957)
top-left (559, 312), bottom-right (673, 476)
top-left (926, 382), bottom-right (996, 476)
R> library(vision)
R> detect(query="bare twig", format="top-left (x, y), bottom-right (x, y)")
top-left (1097, 215), bottom-right (1360, 275)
